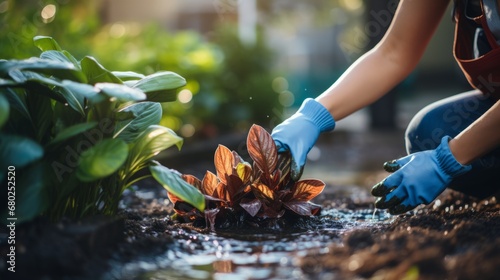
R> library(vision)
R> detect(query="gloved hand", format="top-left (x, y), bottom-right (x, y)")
top-left (271, 98), bottom-right (335, 181)
top-left (371, 136), bottom-right (472, 214)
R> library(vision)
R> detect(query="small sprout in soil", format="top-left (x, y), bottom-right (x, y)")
top-left (168, 124), bottom-right (326, 231)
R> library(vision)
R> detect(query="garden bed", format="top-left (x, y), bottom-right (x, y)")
top-left (2, 179), bottom-right (499, 280)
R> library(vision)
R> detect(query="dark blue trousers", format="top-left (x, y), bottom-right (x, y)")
top-left (405, 90), bottom-right (500, 198)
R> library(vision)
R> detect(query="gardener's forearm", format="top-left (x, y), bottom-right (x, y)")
top-left (449, 99), bottom-right (500, 165)
top-left (315, 48), bottom-right (411, 121)
top-left (316, 0), bottom-right (450, 121)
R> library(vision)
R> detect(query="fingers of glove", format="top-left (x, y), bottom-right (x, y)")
top-left (383, 155), bottom-right (412, 173)
top-left (371, 180), bottom-right (394, 196)
top-left (371, 170), bottom-right (403, 197)
top-left (377, 185), bottom-right (421, 215)
top-left (388, 204), bottom-right (415, 215)
top-left (375, 194), bottom-right (403, 209)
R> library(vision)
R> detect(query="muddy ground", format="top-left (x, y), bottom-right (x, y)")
top-left (301, 190), bottom-right (500, 280)
top-left (1, 179), bottom-right (499, 280)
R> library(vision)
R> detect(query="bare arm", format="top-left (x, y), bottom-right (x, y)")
top-left (450, 99), bottom-right (500, 165)
top-left (316, 0), bottom-right (451, 121)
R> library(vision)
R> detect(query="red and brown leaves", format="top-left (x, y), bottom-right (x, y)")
top-left (240, 198), bottom-right (262, 217)
top-left (251, 183), bottom-right (275, 201)
top-left (283, 201), bottom-right (321, 216)
top-left (215, 145), bottom-right (234, 185)
top-left (247, 124), bottom-right (278, 176)
top-left (201, 171), bottom-right (218, 197)
top-left (236, 162), bottom-right (252, 182)
top-left (291, 179), bottom-right (325, 201)
top-left (171, 124), bottom-right (326, 230)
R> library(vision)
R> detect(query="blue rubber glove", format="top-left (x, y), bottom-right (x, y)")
top-left (271, 98), bottom-right (335, 181)
top-left (371, 136), bottom-right (472, 214)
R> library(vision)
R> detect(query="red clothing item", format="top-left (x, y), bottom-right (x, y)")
top-left (454, 0), bottom-right (500, 98)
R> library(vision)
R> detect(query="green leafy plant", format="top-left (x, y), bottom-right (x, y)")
top-left (155, 124), bottom-right (325, 231)
top-left (0, 36), bottom-right (205, 222)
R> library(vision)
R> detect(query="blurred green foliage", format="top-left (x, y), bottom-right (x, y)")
top-left (0, 0), bottom-right (100, 59)
top-left (89, 22), bottom-right (282, 139)
top-left (208, 24), bottom-right (281, 134)
top-left (0, 0), bottom-right (282, 140)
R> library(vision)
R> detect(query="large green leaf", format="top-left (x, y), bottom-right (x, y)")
top-left (0, 134), bottom-right (44, 175)
top-left (12, 72), bottom-right (87, 116)
top-left (48, 121), bottom-right (98, 146)
top-left (56, 87), bottom-right (85, 116)
top-left (0, 58), bottom-right (85, 82)
top-left (132, 71), bottom-right (186, 102)
top-left (34, 37), bottom-right (80, 68)
top-left (150, 164), bottom-right (205, 212)
top-left (7, 71), bottom-right (72, 105)
top-left (40, 50), bottom-right (82, 75)
top-left (127, 125), bottom-right (183, 171)
top-left (7, 69), bottom-right (30, 84)
top-left (10, 70), bottom-right (61, 87)
top-left (0, 58), bottom-right (67, 75)
top-left (96, 82), bottom-right (146, 102)
top-left (0, 94), bottom-right (9, 128)
top-left (62, 50), bottom-right (80, 69)
top-left (76, 138), bottom-right (128, 182)
top-left (114, 102), bottom-right (162, 142)
top-left (112, 71), bottom-right (145, 81)
top-left (61, 80), bottom-right (104, 105)
top-left (33, 36), bottom-right (62, 52)
top-left (123, 80), bottom-right (138, 87)
top-left (80, 56), bottom-right (122, 84)
top-left (0, 77), bottom-right (17, 87)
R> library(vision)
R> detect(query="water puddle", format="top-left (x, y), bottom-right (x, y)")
top-left (107, 207), bottom-right (393, 280)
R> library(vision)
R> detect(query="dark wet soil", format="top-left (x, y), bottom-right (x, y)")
top-left (1, 181), bottom-right (499, 280)
top-left (301, 190), bottom-right (500, 280)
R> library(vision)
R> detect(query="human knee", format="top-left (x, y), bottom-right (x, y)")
top-left (405, 109), bottom-right (444, 154)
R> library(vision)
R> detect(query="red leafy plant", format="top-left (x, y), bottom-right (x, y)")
top-left (169, 124), bottom-right (325, 230)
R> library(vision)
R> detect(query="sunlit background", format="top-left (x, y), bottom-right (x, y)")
top-left (0, 0), bottom-right (468, 141)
